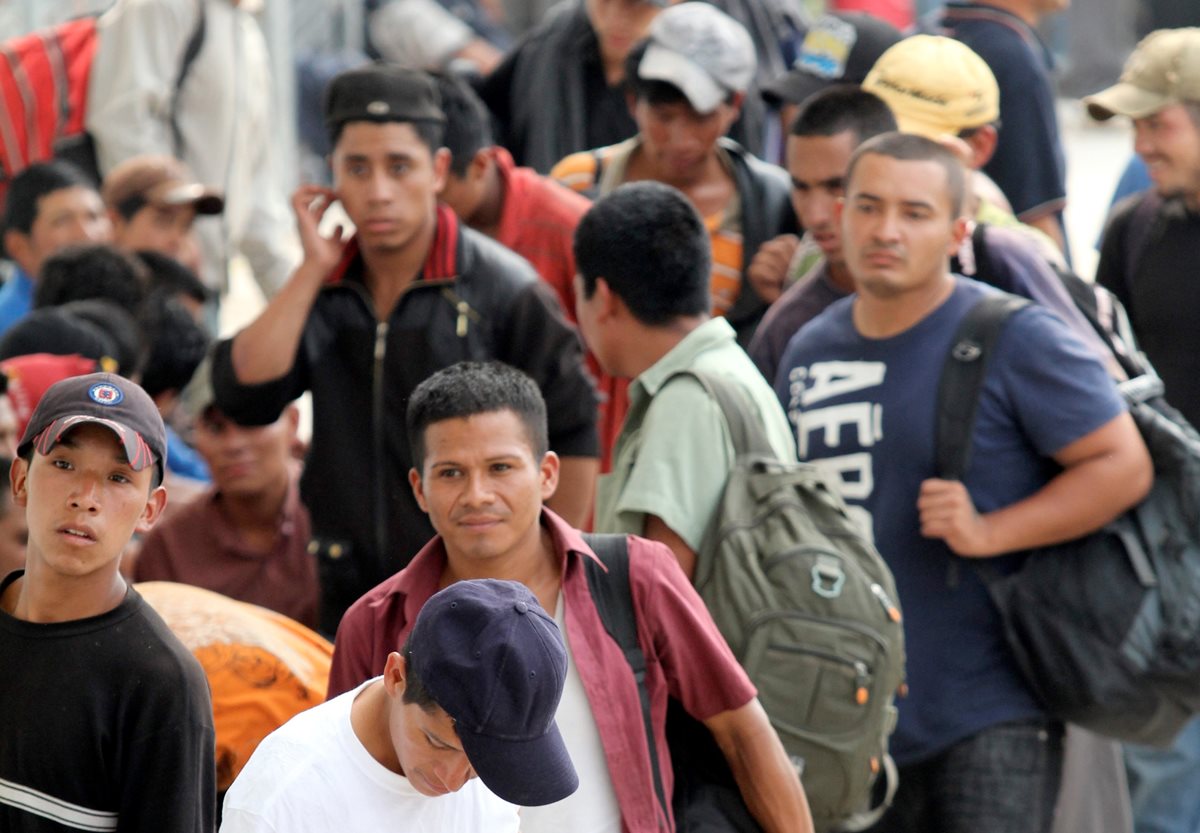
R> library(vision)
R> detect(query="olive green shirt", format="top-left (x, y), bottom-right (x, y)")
top-left (595, 318), bottom-right (797, 551)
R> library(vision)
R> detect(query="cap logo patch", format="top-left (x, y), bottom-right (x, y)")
top-left (797, 16), bottom-right (857, 80)
top-left (88, 383), bottom-right (124, 406)
top-left (367, 100), bottom-right (390, 115)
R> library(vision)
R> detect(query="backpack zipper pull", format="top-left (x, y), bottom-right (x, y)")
top-left (854, 661), bottom-right (870, 705)
top-left (871, 583), bottom-right (902, 624)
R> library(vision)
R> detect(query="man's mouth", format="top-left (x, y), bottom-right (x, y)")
top-left (58, 525), bottom-right (97, 542)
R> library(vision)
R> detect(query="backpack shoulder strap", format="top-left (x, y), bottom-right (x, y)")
top-left (935, 294), bottom-right (1031, 481)
top-left (579, 533), bottom-right (670, 825)
top-left (168, 0), bottom-right (206, 157)
top-left (667, 369), bottom-right (775, 457)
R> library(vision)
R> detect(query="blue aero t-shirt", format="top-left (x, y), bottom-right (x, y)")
top-left (773, 277), bottom-right (1126, 764)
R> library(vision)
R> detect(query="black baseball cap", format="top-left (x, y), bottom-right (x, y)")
top-left (762, 13), bottom-right (903, 107)
top-left (407, 579), bottom-right (577, 806)
top-left (17, 372), bottom-right (167, 482)
top-left (323, 64), bottom-right (445, 134)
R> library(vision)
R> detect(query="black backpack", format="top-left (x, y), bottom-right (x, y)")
top-left (936, 293), bottom-right (1200, 746)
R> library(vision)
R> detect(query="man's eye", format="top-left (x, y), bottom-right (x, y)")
top-left (109, 473), bottom-right (132, 485)
top-left (52, 459), bottom-right (72, 470)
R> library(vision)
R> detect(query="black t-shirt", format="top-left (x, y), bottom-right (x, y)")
top-left (1097, 194), bottom-right (1200, 426)
top-left (0, 572), bottom-right (215, 832)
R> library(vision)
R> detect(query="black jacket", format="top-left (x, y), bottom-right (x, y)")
top-left (212, 214), bottom-right (598, 632)
top-left (476, 0), bottom-right (782, 174)
top-left (722, 138), bottom-right (799, 343)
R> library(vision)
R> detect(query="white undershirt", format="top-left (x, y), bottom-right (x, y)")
top-left (220, 679), bottom-right (520, 833)
top-left (519, 594), bottom-right (624, 833)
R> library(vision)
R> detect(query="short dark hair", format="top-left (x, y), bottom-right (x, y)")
top-left (59, 300), bottom-right (147, 378)
top-left (0, 307), bottom-right (116, 365)
top-left (328, 119), bottom-right (444, 155)
top-left (2, 160), bottom-right (96, 235)
top-left (433, 72), bottom-right (494, 177)
top-left (34, 244), bottom-right (149, 313)
top-left (400, 637), bottom-right (439, 713)
top-left (135, 250), bottom-right (213, 305)
top-left (845, 132), bottom-right (967, 218)
top-left (790, 85), bottom-right (898, 142)
top-left (406, 362), bottom-right (549, 469)
top-left (574, 181), bottom-right (711, 324)
top-left (138, 295), bottom-right (211, 398)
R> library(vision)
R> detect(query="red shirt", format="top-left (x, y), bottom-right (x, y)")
top-left (492, 147), bottom-right (629, 472)
top-left (133, 477), bottom-right (318, 628)
top-left (328, 509), bottom-right (756, 832)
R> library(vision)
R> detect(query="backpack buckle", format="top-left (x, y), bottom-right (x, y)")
top-left (952, 340), bottom-right (983, 362)
top-left (812, 556), bottom-right (846, 599)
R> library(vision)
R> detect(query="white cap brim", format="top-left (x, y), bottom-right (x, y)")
top-left (639, 44), bottom-right (726, 114)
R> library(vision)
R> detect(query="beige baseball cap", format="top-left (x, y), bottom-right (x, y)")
top-left (1085, 28), bottom-right (1200, 121)
top-left (862, 35), bottom-right (1000, 138)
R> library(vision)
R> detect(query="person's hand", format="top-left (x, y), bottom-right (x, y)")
top-left (747, 234), bottom-right (801, 304)
top-left (918, 478), bottom-right (997, 557)
top-left (292, 185), bottom-right (346, 275)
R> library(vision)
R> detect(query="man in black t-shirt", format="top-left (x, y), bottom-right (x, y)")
top-left (0, 372), bottom-right (215, 832)
top-left (1087, 33), bottom-right (1200, 833)
top-left (1089, 29), bottom-right (1200, 428)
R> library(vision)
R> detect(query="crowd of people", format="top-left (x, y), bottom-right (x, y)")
top-left (1, 0), bottom-right (1200, 832)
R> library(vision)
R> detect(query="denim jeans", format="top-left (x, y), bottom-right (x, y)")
top-left (868, 720), bottom-right (1065, 833)
top-left (1124, 716), bottom-right (1200, 833)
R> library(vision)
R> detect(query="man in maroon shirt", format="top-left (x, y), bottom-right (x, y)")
top-left (132, 393), bottom-right (317, 627)
top-left (329, 361), bottom-right (813, 833)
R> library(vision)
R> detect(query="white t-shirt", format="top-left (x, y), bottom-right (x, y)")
top-left (519, 595), bottom-right (623, 833)
top-left (220, 678), bottom-right (519, 833)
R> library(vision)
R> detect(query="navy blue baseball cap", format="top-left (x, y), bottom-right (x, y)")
top-left (408, 579), bottom-right (577, 806)
top-left (17, 372), bottom-right (167, 482)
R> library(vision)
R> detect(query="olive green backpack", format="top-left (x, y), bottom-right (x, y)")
top-left (684, 370), bottom-right (907, 832)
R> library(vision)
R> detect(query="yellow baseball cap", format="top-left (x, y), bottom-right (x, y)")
top-left (1085, 28), bottom-right (1200, 121)
top-left (863, 35), bottom-right (1000, 138)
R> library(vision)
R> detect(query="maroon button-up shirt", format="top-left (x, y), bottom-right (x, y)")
top-left (328, 509), bottom-right (756, 832)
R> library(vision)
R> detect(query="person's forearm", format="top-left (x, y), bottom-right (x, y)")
top-left (980, 433), bottom-right (1151, 555)
top-left (708, 701), bottom-right (813, 833)
top-left (546, 456), bottom-right (598, 529)
top-left (231, 261), bottom-right (327, 384)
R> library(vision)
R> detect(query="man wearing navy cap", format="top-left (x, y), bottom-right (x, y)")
top-left (210, 64), bottom-right (599, 634)
top-left (221, 579), bottom-right (577, 831)
top-left (0, 372), bottom-right (216, 832)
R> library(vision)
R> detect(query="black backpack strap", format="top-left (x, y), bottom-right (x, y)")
top-left (666, 369), bottom-right (775, 457)
top-left (935, 294), bottom-right (1031, 481)
top-left (169, 0), bottom-right (206, 158)
top-left (580, 533), bottom-right (670, 826)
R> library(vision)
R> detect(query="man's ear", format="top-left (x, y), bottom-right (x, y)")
top-left (10, 457), bottom-right (28, 509)
top-left (382, 651), bottom-right (407, 698)
top-left (282, 403), bottom-right (301, 438)
top-left (539, 450), bottom-right (560, 502)
top-left (948, 215), bottom-right (972, 257)
top-left (725, 92), bottom-right (746, 123)
top-left (965, 125), bottom-right (999, 169)
top-left (592, 277), bottom-right (620, 323)
top-left (135, 485), bottom-right (168, 535)
top-left (432, 147), bottom-right (452, 195)
top-left (409, 467), bottom-right (428, 514)
top-left (469, 149), bottom-right (491, 183)
top-left (107, 209), bottom-right (127, 237)
top-left (2, 230), bottom-right (33, 276)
